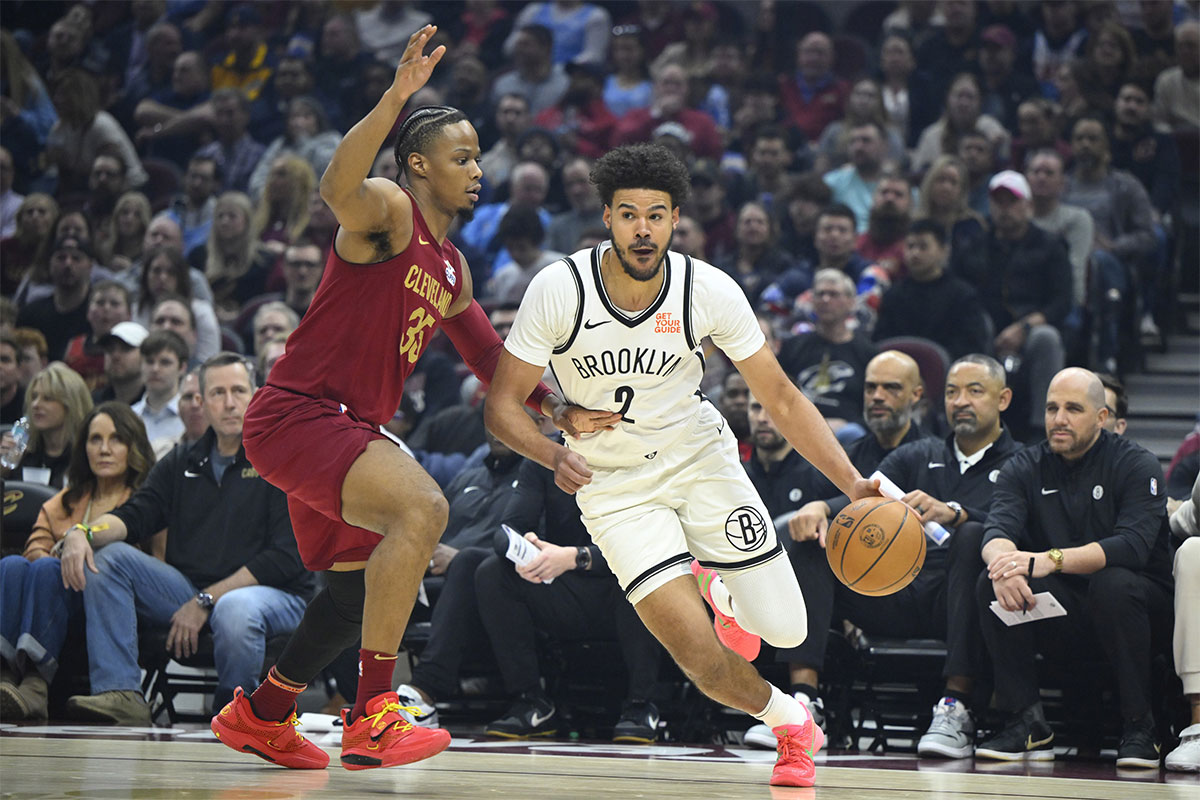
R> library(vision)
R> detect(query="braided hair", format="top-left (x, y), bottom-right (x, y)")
top-left (392, 105), bottom-right (468, 180)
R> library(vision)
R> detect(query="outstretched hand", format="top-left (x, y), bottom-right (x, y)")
top-left (390, 25), bottom-right (446, 100)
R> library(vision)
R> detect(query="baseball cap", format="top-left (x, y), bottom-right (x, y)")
top-left (980, 24), bottom-right (1016, 50)
top-left (51, 234), bottom-right (93, 259)
top-left (988, 170), bottom-right (1031, 201)
top-left (653, 120), bottom-right (692, 145)
top-left (99, 321), bottom-right (149, 349)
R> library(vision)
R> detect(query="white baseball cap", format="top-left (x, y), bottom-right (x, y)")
top-left (99, 321), bottom-right (149, 349)
top-left (988, 170), bottom-right (1031, 201)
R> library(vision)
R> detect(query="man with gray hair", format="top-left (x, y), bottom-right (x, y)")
top-left (251, 301), bottom-right (299, 357)
top-left (196, 88), bottom-right (266, 193)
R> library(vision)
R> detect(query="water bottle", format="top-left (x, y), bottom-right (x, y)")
top-left (2, 416), bottom-right (30, 471)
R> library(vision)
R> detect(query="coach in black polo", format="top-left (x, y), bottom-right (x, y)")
top-left (977, 368), bottom-right (1173, 767)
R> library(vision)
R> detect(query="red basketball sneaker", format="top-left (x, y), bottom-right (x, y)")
top-left (690, 560), bottom-right (761, 661)
top-left (340, 692), bottom-right (451, 771)
top-left (211, 687), bottom-right (330, 769)
top-left (770, 717), bottom-right (826, 787)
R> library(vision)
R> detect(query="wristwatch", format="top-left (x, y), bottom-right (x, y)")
top-left (575, 546), bottom-right (592, 571)
top-left (1047, 548), bottom-right (1064, 573)
top-left (946, 502), bottom-right (964, 527)
top-left (195, 591), bottom-right (215, 610)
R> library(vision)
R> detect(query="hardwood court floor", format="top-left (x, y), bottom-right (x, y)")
top-left (2, 724), bottom-right (1197, 799)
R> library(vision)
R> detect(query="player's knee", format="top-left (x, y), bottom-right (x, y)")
top-left (758, 616), bottom-right (807, 650)
top-left (402, 489), bottom-right (448, 539)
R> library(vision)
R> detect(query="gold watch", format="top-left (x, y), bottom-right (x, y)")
top-left (1047, 548), bottom-right (1064, 573)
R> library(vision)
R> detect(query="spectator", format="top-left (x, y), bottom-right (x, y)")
top-left (776, 173), bottom-right (832, 268)
top-left (118, 19), bottom-right (186, 127)
top-left (255, 336), bottom-right (287, 386)
top-left (777, 269), bottom-right (877, 443)
top-left (354, 1), bottom-right (433, 66)
top-left (488, 206), bottom-right (566, 303)
top-left (0, 30), bottom-right (58, 150)
top-left (209, 4), bottom-right (275, 104)
top-left (0, 402), bottom-right (154, 720)
top-left (0, 362), bottom-right (93, 488)
top-left (1153, 21), bottom-right (1199, 132)
top-left (0, 335), bottom-right (21, 423)
top-left (252, 155), bottom-right (316, 256)
top-left (254, 53), bottom-right (338, 147)
top-left (856, 173), bottom-right (914, 280)
top-left (63, 280), bottom-right (132, 390)
top-left (119, 214), bottom-right (215, 305)
top-left (248, 97), bottom-right (342, 202)
top-left (779, 32), bottom-right (850, 143)
top-left (545, 156), bottom-right (601, 254)
top-left (976, 368), bottom-right (1172, 768)
top-left (958, 129), bottom-right (999, 216)
top-left (459, 161), bottom-right (552, 281)
top-left (823, 121), bottom-right (891, 233)
top-left (132, 50), bottom-right (212, 170)
top-left (11, 328), bottom-right (48, 390)
top-left (481, 94), bottom-right (534, 199)
top-left (1053, 58), bottom-right (1107, 135)
top-left (134, 246), bottom-right (220, 363)
top-left (506, 1), bottom-right (612, 67)
top-left (1, 194), bottom-right (58, 298)
top-left (878, 31), bottom-right (926, 148)
top-left (534, 61), bottom-right (616, 160)
top-left (912, 73), bottom-right (1011, 177)
top-left (445, 55), bottom-right (492, 142)
top-left (165, 155), bottom-right (220, 258)
top-left (914, 155), bottom-right (988, 260)
top-left (672, 214), bottom-right (706, 259)
top-left (269, 239), bottom-right (325, 321)
top-left (682, 161), bottom-right (735, 264)
top-left (46, 69), bottom-right (147, 194)
top-left (176, 367), bottom-right (208, 446)
top-left (192, 192), bottom-right (274, 319)
top-left (1098, 372), bottom-right (1128, 436)
top-left (953, 171), bottom-right (1069, 439)
top-left (781, 205), bottom-right (885, 319)
top-left (873, 219), bottom-right (990, 359)
top-left (604, 24), bottom-right (653, 118)
top-left (977, 25), bottom-right (1041, 133)
top-left (1027, 149), bottom-right (1094, 308)
top-left (649, 0), bottom-right (718, 81)
top-left (251, 302), bottom-right (300, 360)
top-left (0, 147), bottom-right (23, 238)
top-left (1111, 80), bottom-right (1180, 218)
top-left (718, 201), bottom-right (796, 306)
top-left (61, 354), bottom-right (314, 723)
top-left (915, 0), bottom-right (982, 100)
top-left (15, 235), bottom-right (96, 361)
top-left (1009, 97), bottom-right (1071, 172)
top-left (100, 191), bottom-right (152, 276)
top-left (196, 89), bottom-right (267, 194)
top-left (734, 127), bottom-right (797, 213)
top-left (1032, 0), bottom-right (1087, 89)
top-left (814, 80), bottom-right (907, 176)
top-left (727, 75), bottom-right (796, 160)
top-left (93, 321), bottom-right (147, 405)
top-left (491, 24), bottom-right (569, 115)
top-left (1167, 471), bottom-right (1200, 772)
top-left (132, 330), bottom-right (189, 456)
top-left (611, 63), bottom-right (721, 161)
top-left (151, 297), bottom-right (203, 369)
top-left (1081, 20), bottom-right (1138, 105)
top-left (313, 13), bottom-right (377, 120)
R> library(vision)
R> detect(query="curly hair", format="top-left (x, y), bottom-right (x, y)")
top-left (392, 105), bottom-right (468, 179)
top-left (590, 144), bottom-right (691, 209)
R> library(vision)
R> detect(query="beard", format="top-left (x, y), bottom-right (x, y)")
top-left (456, 205), bottom-right (476, 223)
top-left (865, 403), bottom-right (912, 437)
top-left (754, 429), bottom-right (788, 453)
top-left (611, 231), bottom-right (674, 282)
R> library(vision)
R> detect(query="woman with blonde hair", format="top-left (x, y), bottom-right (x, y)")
top-left (0, 193), bottom-right (58, 298)
top-left (198, 192), bottom-right (274, 319)
top-left (252, 155), bottom-right (314, 256)
top-left (0, 362), bottom-right (94, 488)
top-left (101, 191), bottom-right (152, 273)
top-left (911, 73), bottom-right (1010, 176)
top-left (0, 402), bottom-right (155, 719)
top-left (915, 154), bottom-right (987, 259)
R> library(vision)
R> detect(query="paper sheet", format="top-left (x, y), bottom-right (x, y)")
top-left (989, 591), bottom-right (1068, 626)
top-left (502, 524), bottom-right (553, 583)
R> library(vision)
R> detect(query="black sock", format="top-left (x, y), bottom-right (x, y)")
top-left (790, 683), bottom-right (820, 702)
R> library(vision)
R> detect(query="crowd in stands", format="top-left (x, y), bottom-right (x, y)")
top-left (0, 0), bottom-right (1198, 772)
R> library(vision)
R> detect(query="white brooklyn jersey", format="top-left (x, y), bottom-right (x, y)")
top-left (505, 242), bottom-right (764, 467)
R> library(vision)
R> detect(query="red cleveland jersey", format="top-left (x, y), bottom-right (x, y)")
top-left (266, 189), bottom-right (465, 426)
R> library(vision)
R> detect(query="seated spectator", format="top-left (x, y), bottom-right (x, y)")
top-left (100, 191), bottom-right (151, 276)
top-left (0, 362), bottom-right (93, 487)
top-left (823, 121), bottom-right (892, 233)
top-left (252, 155), bottom-right (316, 258)
top-left (1, 194), bottom-right (57, 298)
top-left (1167, 471), bottom-right (1200, 772)
top-left (546, 156), bottom-right (602, 254)
top-left (175, 367), bottom-right (208, 448)
top-left (131, 50), bottom-right (211, 170)
top-left (93, 321), bottom-right (147, 405)
top-left (878, 31), bottom-right (929, 148)
top-left (672, 214), bottom-right (706, 260)
top-left (313, 13), bottom-right (374, 119)
top-left (1153, 20), bottom-right (1200, 133)
top-left (490, 24), bottom-right (569, 115)
top-left (81, 153), bottom-right (129, 262)
top-left (1027, 149), bottom-right (1093, 311)
top-left (253, 52), bottom-right (340, 147)
top-left (718, 201), bottom-right (796, 306)
top-left (1032, 1), bottom-right (1087, 91)
top-left (209, 4), bottom-right (275, 104)
top-left (776, 269), bottom-right (877, 443)
top-left (953, 171), bottom-right (1069, 439)
top-left (488, 207), bottom-right (566, 304)
top-left (0, 335), bottom-right (22, 423)
top-left (195, 89), bottom-right (267, 195)
top-left (1081, 20), bottom-right (1137, 105)
top-left (649, 0), bottom-right (719, 86)
top-left (604, 24), bottom-right (653, 119)
top-left (110, 19), bottom-right (183, 129)
top-left (197, 192), bottom-right (275, 321)
top-left (132, 330), bottom-right (189, 457)
top-left (976, 368), bottom-right (1172, 768)
top-left (248, 97), bottom-right (341, 203)
top-left (63, 280), bottom-right (133, 390)
top-left (873, 219), bottom-right (990, 359)
top-left (911, 73), bottom-right (1010, 178)
top-left (353, 0), bottom-right (433, 66)
top-left (914, 0), bottom-right (982, 100)
top-left (731, 127), bottom-right (797, 213)
top-left (534, 61), bottom-right (616, 160)
top-left (61, 354), bottom-right (314, 723)
top-left (507, 1), bottom-right (612, 67)
top-left (1112, 80), bottom-right (1180, 220)
top-left (977, 24), bottom-right (1040, 133)
top-left (814, 79), bottom-right (907, 176)
top-left (251, 303), bottom-right (300, 360)
top-left (149, 298), bottom-right (202, 370)
top-left (776, 173), bottom-right (832, 268)
top-left (115, 214), bottom-right (215, 305)
top-left (0, 402), bottom-right (155, 719)
top-left (779, 32), bottom-right (850, 143)
top-left (15, 234), bottom-right (98, 360)
top-left (0, 30), bottom-right (58, 151)
top-left (255, 337), bottom-right (288, 386)
top-left (164, 155), bottom-right (219, 260)
top-left (133, 246), bottom-right (221, 362)
top-left (1009, 98), bottom-right (1070, 172)
top-left (611, 63), bottom-right (722, 161)
top-left (1098, 372), bottom-right (1128, 436)
top-left (12, 328), bottom-right (49, 389)
top-left (856, 173), bottom-right (914, 279)
top-left (958, 129), bottom-right (999, 216)
top-left (459, 161), bottom-right (552, 282)
top-left (915, 155), bottom-right (988, 263)
top-left (46, 69), bottom-right (147, 194)
top-left (681, 160), bottom-right (735, 264)
top-left (774, 205), bottom-right (887, 319)
top-left (480, 94), bottom-right (533, 201)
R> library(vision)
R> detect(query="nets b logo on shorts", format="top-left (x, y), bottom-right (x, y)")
top-left (725, 506), bottom-right (767, 552)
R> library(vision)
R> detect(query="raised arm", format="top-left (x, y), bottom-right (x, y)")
top-left (318, 25), bottom-right (445, 236)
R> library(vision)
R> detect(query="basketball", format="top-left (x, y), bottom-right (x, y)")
top-left (826, 496), bottom-right (925, 596)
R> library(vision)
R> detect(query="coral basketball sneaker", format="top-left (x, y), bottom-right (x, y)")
top-left (211, 687), bottom-right (330, 769)
top-left (340, 692), bottom-right (451, 770)
top-left (770, 717), bottom-right (826, 787)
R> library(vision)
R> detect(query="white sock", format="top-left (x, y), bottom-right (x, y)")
top-left (752, 683), bottom-right (810, 730)
top-left (708, 572), bottom-right (736, 618)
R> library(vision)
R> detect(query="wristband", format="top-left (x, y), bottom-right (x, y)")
top-left (71, 523), bottom-right (93, 543)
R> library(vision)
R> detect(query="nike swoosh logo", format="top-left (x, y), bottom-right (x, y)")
top-left (1026, 733), bottom-right (1053, 749)
top-left (928, 462), bottom-right (945, 469)
top-left (418, 236), bottom-right (430, 245)
top-left (583, 319), bottom-right (610, 329)
top-left (463, 486), bottom-right (481, 494)
top-left (184, 470), bottom-right (201, 478)
top-left (1041, 488), bottom-right (1059, 495)
top-left (529, 709), bottom-right (553, 727)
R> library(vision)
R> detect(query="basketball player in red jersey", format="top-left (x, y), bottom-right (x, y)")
top-left (211, 26), bottom-right (617, 771)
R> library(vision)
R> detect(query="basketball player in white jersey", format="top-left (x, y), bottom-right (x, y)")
top-left (485, 144), bottom-right (879, 787)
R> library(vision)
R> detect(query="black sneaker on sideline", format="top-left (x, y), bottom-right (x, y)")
top-left (1116, 717), bottom-right (1161, 768)
top-left (975, 705), bottom-right (1054, 761)
top-left (612, 700), bottom-right (659, 743)
top-left (485, 692), bottom-right (557, 739)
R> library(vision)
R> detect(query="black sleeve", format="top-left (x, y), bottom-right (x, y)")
top-left (241, 483), bottom-right (309, 590)
top-left (1039, 236), bottom-right (1073, 328)
top-left (871, 287), bottom-right (902, 343)
top-left (501, 458), bottom-right (548, 536)
top-left (109, 448), bottom-right (178, 545)
top-left (1099, 447), bottom-right (1167, 569)
top-left (875, 441), bottom-right (919, 493)
top-left (954, 283), bottom-right (992, 358)
top-left (981, 456), bottom-right (1032, 551)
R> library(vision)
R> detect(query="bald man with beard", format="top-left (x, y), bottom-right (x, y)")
top-left (977, 368), bottom-right (1173, 768)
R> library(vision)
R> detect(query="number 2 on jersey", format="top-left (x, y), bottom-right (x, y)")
top-left (614, 385), bottom-right (636, 424)
top-left (399, 307), bottom-right (436, 363)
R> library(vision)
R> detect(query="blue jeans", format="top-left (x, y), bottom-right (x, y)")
top-left (0, 554), bottom-right (82, 681)
top-left (83, 542), bottom-right (307, 705)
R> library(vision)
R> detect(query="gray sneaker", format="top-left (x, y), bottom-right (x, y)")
top-left (66, 690), bottom-right (152, 726)
top-left (394, 683), bottom-right (439, 728)
top-left (918, 697), bottom-right (975, 758)
top-left (743, 692), bottom-right (825, 750)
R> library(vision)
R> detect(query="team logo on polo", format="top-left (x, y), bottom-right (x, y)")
top-left (725, 506), bottom-right (767, 552)
top-left (1093, 484), bottom-right (1104, 500)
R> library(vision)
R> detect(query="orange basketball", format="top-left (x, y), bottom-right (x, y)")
top-left (825, 496), bottom-right (926, 596)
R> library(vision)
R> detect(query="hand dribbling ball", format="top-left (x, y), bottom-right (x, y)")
top-left (826, 497), bottom-right (925, 596)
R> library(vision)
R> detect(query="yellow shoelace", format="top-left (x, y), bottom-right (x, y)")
top-left (363, 701), bottom-right (423, 734)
